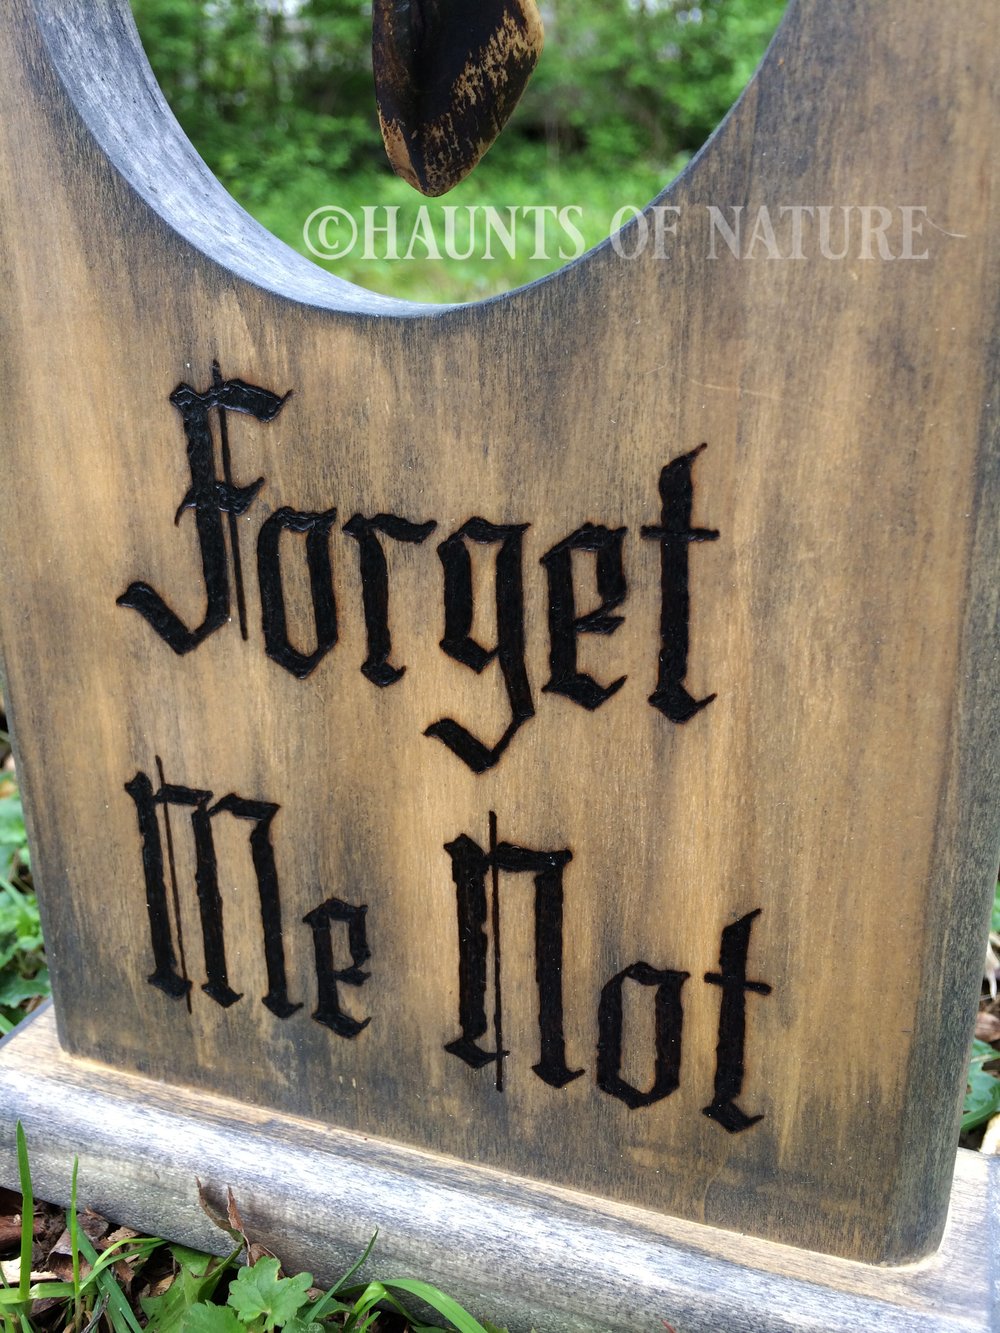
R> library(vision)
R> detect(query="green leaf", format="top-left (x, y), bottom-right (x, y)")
top-left (77, 1230), bottom-right (146, 1333)
top-left (15, 1122), bottom-right (33, 1305)
top-left (0, 1286), bottom-right (72, 1306)
top-left (970, 1037), bottom-right (999, 1071)
top-left (0, 1279), bottom-right (75, 1301)
top-left (142, 1245), bottom-right (241, 1333)
top-left (278, 1318), bottom-right (323, 1333)
top-left (227, 1259), bottom-right (313, 1330)
top-left (963, 1039), bottom-right (1000, 1132)
top-left (345, 1280), bottom-right (385, 1307)
top-left (181, 1305), bottom-right (244, 1333)
top-left (0, 796), bottom-right (27, 884)
top-left (70, 1156), bottom-right (81, 1307)
top-left (308, 1232), bottom-right (377, 1321)
top-left (86, 1236), bottom-right (162, 1284)
top-left (24, 1281), bottom-right (76, 1301)
top-left (336, 1279), bottom-right (460, 1333)
top-left (0, 969), bottom-right (49, 1007)
top-left (379, 1279), bottom-right (488, 1333)
top-left (991, 878), bottom-right (1000, 935)
top-left (0, 792), bottom-right (26, 842)
top-left (169, 1247), bottom-right (218, 1276)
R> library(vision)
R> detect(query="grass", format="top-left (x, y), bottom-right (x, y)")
top-left (234, 152), bottom-right (687, 304)
top-left (0, 737), bottom-right (47, 1036)
top-left (0, 1124), bottom-right (505, 1333)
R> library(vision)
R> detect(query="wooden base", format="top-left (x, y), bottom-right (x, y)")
top-left (1, 1006), bottom-right (996, 1332)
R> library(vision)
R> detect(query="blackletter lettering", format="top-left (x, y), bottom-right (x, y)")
top-left (442, 833), bottom-right (496, 1072)
top-left (597, 961), bottom-right (689, 1108)
top-left (443, 821), bottom-right (582, 1088)
top-left (118, 366), bottom-right (289, 653)
top-left (702, 908), bottom-right (772, 1132)
top-left (208, 794), bottom-right (302, 1018)
top-left (302, 897), bottom-right (371, 1037)
top-left (256, 506), bottom-right (339, 678)
top-left (540, 523), bottom-right (627, 710)
top-left (343, 513), bottom-right (437, 686)
top-left (426, 518), bottom-right (534, 772)
top-left (125, 770), bottom-right (192, 1000)
top-left (641, 445), bottom-right (719, 721)
top-left (125, 768), bottom-right (300, 1017)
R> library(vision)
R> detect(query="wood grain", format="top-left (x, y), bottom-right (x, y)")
top-left (0, 0), bottom-right (996, 1266)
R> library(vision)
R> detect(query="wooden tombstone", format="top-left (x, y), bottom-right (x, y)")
top-left (0, 0), bottom-right (997, 1291)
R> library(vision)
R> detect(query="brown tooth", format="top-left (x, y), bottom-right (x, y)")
top-left (372, 0), bottom-right (544, 197)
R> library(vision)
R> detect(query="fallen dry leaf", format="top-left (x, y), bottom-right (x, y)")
top-left (197, 1181), bottom-right (274, 1267)
top-left (44, 1209), bottom-right (115, 1282)
top-left (197, 1179), bottom-right (242, 1249)
top-left (0, 1195), bottom-right (61, 1256)
top-left (44, 1227), bottom-right (87, 1283)
top-left (226, 1189), bottom-right (247, 1244)
top-left (228, 1190), bottom-right (275, 1267)
top-left (103, 1226), bottom-right (141, 1250)
top-left (33, 1201), bottom-right (67, 1253)
top-left (79, 1209), bottom-right (112, 1245)
top-left (0, 1188), bottom-right (24, 1252)
top-left (981, 1112), bottom-right (1000, 1155)
top-left (975, 1011), bottom-right (1000, 1043)
top-left (0, 1258), bottom-right (60, 1284)
top-left (143, 1271), bottom-right (175, 1301)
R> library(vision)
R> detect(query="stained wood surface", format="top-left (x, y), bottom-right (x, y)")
top-left (2, 1007), bottom-right (999, 1333)
top-left (0, 0), bottom-right (997, 1266)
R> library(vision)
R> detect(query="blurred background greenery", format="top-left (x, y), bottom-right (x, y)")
top-left (128, 0), bottom-right (788, 301)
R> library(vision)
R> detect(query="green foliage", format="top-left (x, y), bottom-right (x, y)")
top-left (254, 155), bottom-right (677, 301)
top-left (0, 882), bottom-right (47, 1030)
top-left (517, 0), bottom-right (788, 167)
top-left (16, 1123), bottom-right (32, 1310)
top-left (0, 759), bottom-right (48, 1035)
top-left (129, 0), bottom-right (379, 190)
top-left (184, 1305), bottom-right (246, 1333)
top-left (128, 0), bottom-right (789, 299)
top-left (0, 1123), bottom-right (36, 1333)
top-left (141, 1246), bottom-right (243, 1332)
top-left (3, 1128), bottom-right (496, 1333)
top-left (0, 781), bottom-right (28, 888)
top-left (0, 1126), bottom-right (163, 1333)
top-left (201, 1241), bottom-right (493, 1333)
top-left (227, 1260), bottom-right (314, 1330)
top-left (963, 1037), bottom-right (1000, 1134)
top-left (164, 1246), bottom-right (497, 1332)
